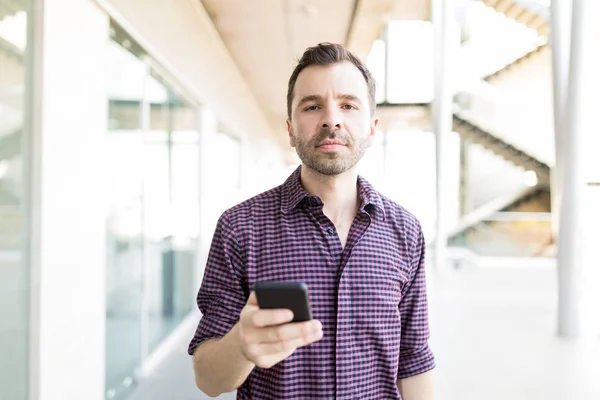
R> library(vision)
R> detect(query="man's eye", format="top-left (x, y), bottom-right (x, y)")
top-left (342, 104), bottom-right (355, 110)
top-left (305, 105), bottom-right (319, 111)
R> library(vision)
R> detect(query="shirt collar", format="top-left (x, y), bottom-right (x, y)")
top-left (280, 166), bottom-right (309, 214)
top-left (280, 166), bottom-right (386, 221)
top-left (357, 174), bottom-right (386, 221)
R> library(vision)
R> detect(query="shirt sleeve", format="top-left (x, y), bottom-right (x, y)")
top-left (188, 211), bottom-right (248, 356)
top-left (397, 223), bottom-right (436, 379)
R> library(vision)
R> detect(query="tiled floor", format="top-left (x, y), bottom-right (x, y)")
top-left (428, 265), bottom-right (600, 400)
top-left (126, 264), bottom-right (600, 400)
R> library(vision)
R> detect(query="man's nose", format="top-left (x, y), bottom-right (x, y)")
top-left (320, 106), bottom-right (342, 130)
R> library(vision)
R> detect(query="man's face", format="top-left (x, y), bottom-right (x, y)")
top-left (287, 61), bottom-right (378, 176)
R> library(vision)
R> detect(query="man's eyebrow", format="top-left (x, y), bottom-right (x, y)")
top-left (297, 95), bottom-right (322, 107)
top-left (297, 94), bottom-right (362, 107)
top-left (338, 94), bottom-right (361, 102)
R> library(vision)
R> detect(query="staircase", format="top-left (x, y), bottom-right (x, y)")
top-left (0, 0), bottom-right (24, 21)
top-left (474, 0), bottom-right (549, 35)
top-left (446, 0), bottom-right (553, 255)
top-left (449, 186), bottom-right (552, 257)
top-left (0, 128), bottom-right (21, 162)
top-left (453, 114), bottom-right (550, 186)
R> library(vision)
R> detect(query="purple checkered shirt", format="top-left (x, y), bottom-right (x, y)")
top-left (189, 166), bottom-right (435, 399)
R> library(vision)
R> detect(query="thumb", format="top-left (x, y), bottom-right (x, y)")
top-left (247, 291), bottom-right (258, 306)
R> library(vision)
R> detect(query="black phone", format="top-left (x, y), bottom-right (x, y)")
top-left (254, 281), bottom-right (313, 323)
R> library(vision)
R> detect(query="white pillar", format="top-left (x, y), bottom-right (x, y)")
top-left (556, 0), bottom-right (592, 338)
top-left (28, 1), bottom-right (109, 399)
top-left (550, 0), bottom-right (572, 242)
top-left (432, 0), bottom-right (454, 270)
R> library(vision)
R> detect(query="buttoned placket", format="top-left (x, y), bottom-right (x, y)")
top-left (334, 209), bottom-right (372, 399)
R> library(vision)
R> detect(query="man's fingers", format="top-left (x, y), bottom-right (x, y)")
top-left (253, 309), bottom-right (295, 327)
top-left (241, 320), bottom-right (322, 348)
top-left (242, 307), bottom-right (294, 328)
top-left (246, 330), bottom-right (323, 359)
top-left (260, 320), bottom-right (322, 343)
top-left (245, 292), bottom-right (293, 326)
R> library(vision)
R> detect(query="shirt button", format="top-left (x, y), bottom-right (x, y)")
top-left (327, 227), bottom-right (335, 234)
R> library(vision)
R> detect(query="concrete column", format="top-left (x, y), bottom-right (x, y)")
top-left (28, 1), bottom-right (109, 399)
top-left (556, 0), bottom-right (593, 338)
top-left (550, 0), bottom-right (572, 242)
top-left (432, 0), bottom-right (455, 269)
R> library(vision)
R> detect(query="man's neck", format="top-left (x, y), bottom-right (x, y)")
top-left (299, 165), bottom-right (360, 225)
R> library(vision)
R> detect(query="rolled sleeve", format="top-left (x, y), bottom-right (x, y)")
top-left (397, 225), bottom-right (435, 379)
top-left (187, 211), bottom-right (248, 355)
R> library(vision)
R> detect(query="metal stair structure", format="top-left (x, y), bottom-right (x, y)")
top-left (477, 0), bottom-right (551, 87)
top-left (446, 0), bottom-right (553, 254)
top-left (0, 36), bottom-right (24, 165)
top-left (0, 0), bottom-right (24, 21)
top-left (474, 0), bottom-right (549, 35)
top-left (449, 185), bottom-right (552, 257)
top-left (452, 114), bottom-right (550, 186)
top-left (0, 4), bottom-right (26, 247)
top-left (0, 128), bottom-right (21, 163)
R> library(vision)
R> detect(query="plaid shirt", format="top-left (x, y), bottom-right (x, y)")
top-left (189, 166), bottom-right (435, 399)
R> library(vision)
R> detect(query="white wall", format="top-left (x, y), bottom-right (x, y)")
top-left (30, 1), bottom-right (108, 399)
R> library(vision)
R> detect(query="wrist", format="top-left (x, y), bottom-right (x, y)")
top-left (226, 323), bottom-right (255, 366)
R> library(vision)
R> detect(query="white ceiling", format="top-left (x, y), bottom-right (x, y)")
top-left (201, 0), bottom-right (356, 160)
top-left (200, 0), bottom-right (429, 162)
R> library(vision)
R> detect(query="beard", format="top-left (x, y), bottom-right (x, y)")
top-left (291, 127), bottom-right (371, 176)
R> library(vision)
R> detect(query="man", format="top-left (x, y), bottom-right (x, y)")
top-left (189, 42), bottom-right (435, 399)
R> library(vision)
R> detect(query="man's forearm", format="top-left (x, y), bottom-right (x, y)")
top-left (193, 323), bottom-right (255, 397)
top-left (397, 370), bottom-right (434, 400)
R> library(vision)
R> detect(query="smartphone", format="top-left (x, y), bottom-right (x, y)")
top-left (254, 281), bottom-right (313, 323)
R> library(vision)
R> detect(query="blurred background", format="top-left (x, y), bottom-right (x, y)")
top-left (1, 0), bottom-right (599, 399)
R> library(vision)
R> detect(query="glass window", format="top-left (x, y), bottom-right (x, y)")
top-left (105, 34), bottom-right (145, 400)
top-left (385, 20), bottom-right (435, 104)
top-left (144, 80), bottom-right (199, 354)
top-left (105, 23), bottom-right (200, 399)
top-left (0, 1), bottom-right (28, 399)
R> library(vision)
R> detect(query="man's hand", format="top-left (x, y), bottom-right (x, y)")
top-left (235, 291), bottom-right (323, 369)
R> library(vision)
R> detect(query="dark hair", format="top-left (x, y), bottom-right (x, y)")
top-left (286, 42), bottom-right (377, 119)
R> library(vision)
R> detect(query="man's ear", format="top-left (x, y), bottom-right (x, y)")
top-left (287, 120), bottom-right (295, 148)
top-left (368, 116), bottom-right (379, 146)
